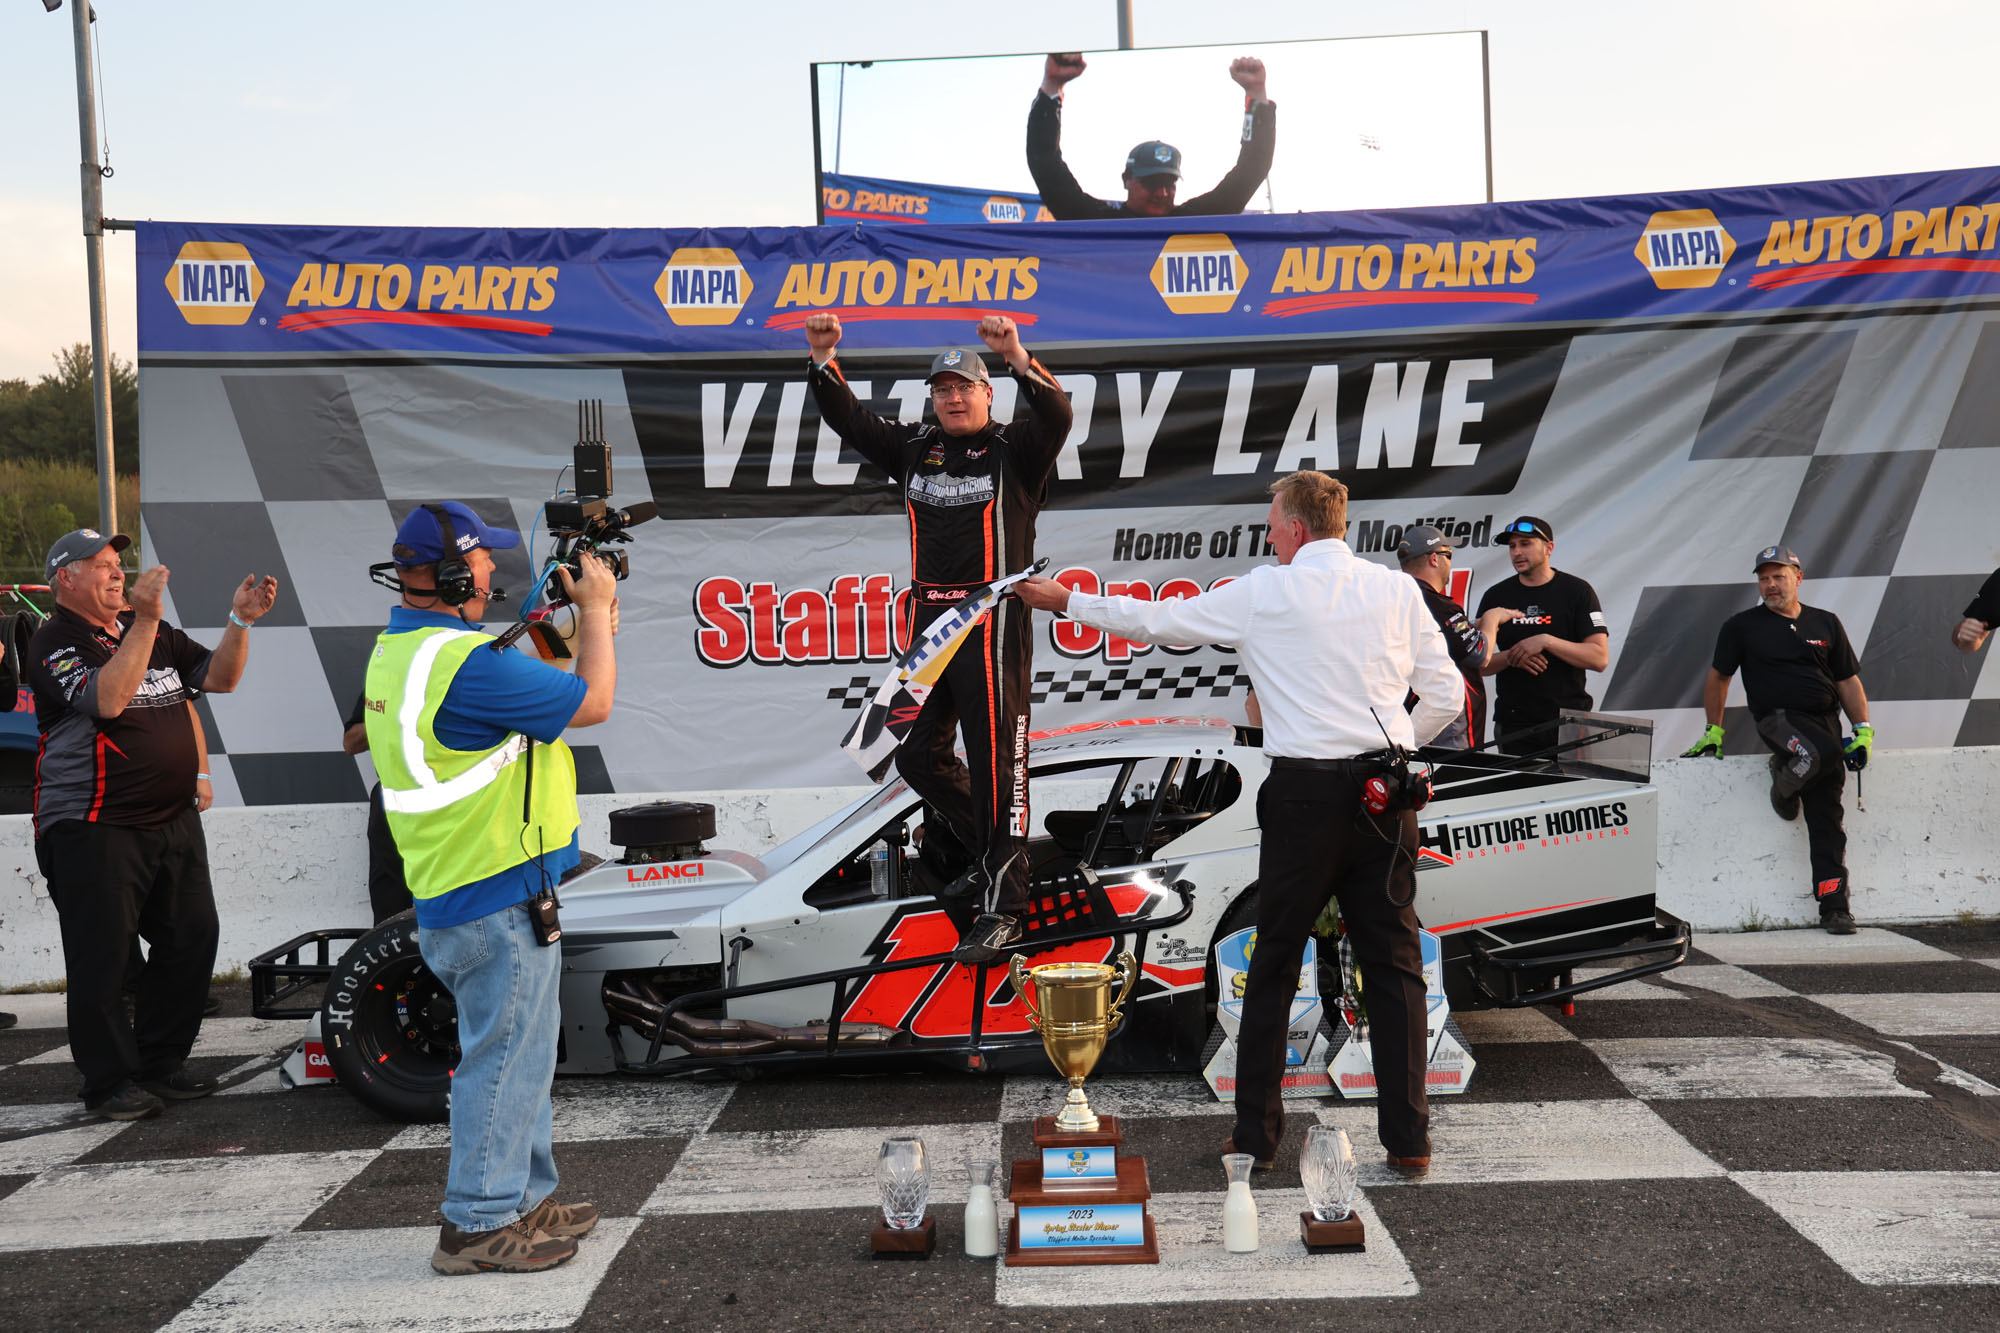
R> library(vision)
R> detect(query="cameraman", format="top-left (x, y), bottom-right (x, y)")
top-left (362, 502), bottom-right (615, 1276)
top-left (1019, 472), bottom-right (1458, 1178)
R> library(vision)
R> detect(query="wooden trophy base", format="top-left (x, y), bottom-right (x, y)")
top-left (1300, 1211), bottom-right (1366, 1252)
top-left (870, 1215), bottom-right (936, 1258)
top-left (1032, 1115), bottom-right (1123, 1148)
top-left (1004, 1153), bottom-right (1159, 1266)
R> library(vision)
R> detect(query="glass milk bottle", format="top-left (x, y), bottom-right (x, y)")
top-left (1221, 1152), bottom-right (1260, 1252)
top-left (963, 1159), bottom-right (1000, 1258)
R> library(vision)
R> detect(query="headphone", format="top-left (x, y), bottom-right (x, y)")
top-left (1361, 749), bottom-right (1432, 816)
top-left (423, 504), bottom-right (478, 607)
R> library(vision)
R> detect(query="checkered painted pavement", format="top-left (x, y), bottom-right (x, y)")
top-left (1, 923), bottom-right (1996, 1330)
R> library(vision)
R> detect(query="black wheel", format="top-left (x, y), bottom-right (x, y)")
top-left (320, 910), bottom-right (456, 1122)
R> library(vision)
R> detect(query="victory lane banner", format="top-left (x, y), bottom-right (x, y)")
top-left (136, 165), bottom-right (2000, 803)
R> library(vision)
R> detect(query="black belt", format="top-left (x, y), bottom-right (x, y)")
top-left (1269, 756), bottom-right (1375, 772)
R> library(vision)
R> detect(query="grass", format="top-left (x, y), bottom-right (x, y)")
top-left (1738, 907), bottom-right (1771, 932)
top-left (6, 965), bottom-right (248, 995)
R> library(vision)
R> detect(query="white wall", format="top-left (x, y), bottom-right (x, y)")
top-left (3, 749), bottom-right (1995, 989)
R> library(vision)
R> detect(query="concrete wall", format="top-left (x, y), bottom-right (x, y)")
top-left (3, 749), bottom-right (1995, 988)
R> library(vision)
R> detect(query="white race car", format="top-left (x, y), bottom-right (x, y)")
top-left (252, 712), bottom-right (1687, 1120)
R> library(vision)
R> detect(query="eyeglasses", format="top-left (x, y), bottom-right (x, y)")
top-left (931, 382), bottom-right (987, 400)
top-left (1501, 522), bottom-right (1547, 539)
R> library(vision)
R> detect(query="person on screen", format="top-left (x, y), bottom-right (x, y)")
top-left (1026, 52), bottom-right (1277, 220)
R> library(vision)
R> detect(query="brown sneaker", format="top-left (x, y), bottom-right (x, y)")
top-left (1385, 1153), bottom-right (1432, 1177)
top-left (430, 1220), bottom-right (578, 1275)
top-left (520, 1196), bottom-right (600, 1239)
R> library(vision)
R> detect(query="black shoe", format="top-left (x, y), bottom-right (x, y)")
top-left (1822, 911), bottom-right (1858, 935)
top-left (88, 1085), bottom-right (165, 1122)
top-left (139, 1068), bottom-right (217, 1101)
top-left (937, 867), bottom-right (988, 901)
top-left (954, 913), bottom-right (1022, 964)
top-left (203, 991), bottom-right (222, 1017)
top-left (0, 1011), bottom-right (15, 1031)
top-left (1769, 783), bottom-right (1800, 821)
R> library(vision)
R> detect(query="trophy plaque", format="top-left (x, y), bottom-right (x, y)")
top-left (1003, 954), bottom-right (1159, 1266)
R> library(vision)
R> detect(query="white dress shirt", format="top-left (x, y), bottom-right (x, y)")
top-left (1063, 538), bottom-right (1462, 758)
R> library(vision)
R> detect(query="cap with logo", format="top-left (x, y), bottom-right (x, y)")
top-left (925, 347), bottom-right (991, 386)
top-left (44, 528), bottom-right (132, 583)
top-left (1395, 524), bottom-right (1454, 564)
top-left (1500, 515), bottom-right (1554, 543)
top-left (1752, 543), bottom-right (1802, 572)
top-left (392, 501), bottom-right (521, 569)
top-left (1123, 140), bottom-right (1183, 181)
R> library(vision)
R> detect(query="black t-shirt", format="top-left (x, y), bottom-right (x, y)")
top-left (1712, 602), bottom-right (1858, 719)
top-left (1476, 569), bottom-right (1607, 721)
top-left (25, 605), bottom-right (212, 831)
top-left (1409, 582), bottom-right (1486, 741)
top-left (1966, 568), bottom-right (2000, 625)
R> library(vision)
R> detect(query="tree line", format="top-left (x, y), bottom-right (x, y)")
top-left (1, 344), bottom-right (139, 588)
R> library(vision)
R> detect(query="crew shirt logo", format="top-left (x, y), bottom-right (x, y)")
top-left (1151, 234), bottom-right (1248, 314)
top-left (655, 247), bottom-right (753, 327)
top-left (1634, 209), bottom-right (1735, 289)
top-left (165, 241), bottom-right (264, 325)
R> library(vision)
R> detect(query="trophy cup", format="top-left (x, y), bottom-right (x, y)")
top-left (1009, 955), bottom-right (1137, 1134)
top-left (869, 1135), bottom-right (936, 1257)
top-left (1299, 1124), bottom-right (1365, 1252)
top-left (1001, 953), bottom-right (1158, 1266)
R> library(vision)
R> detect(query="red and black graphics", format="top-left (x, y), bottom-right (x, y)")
top-left (695, 573), bottom-right (910, 667)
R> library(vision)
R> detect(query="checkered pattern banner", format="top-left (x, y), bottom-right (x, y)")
top-left (135, 176), bottom-right (2000, 802)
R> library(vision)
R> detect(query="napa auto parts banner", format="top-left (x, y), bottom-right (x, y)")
top-left (137, 166), bottom-right (2000, 806)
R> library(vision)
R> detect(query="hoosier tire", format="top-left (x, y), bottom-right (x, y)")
top-left (320, 910), bottom-right (457, 1122)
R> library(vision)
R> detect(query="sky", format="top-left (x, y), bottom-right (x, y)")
top-left (5, 0), bottom-right (2000, 383)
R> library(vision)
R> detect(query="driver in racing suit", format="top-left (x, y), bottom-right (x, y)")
top-left (804, 313), bottom-right (1072, 963)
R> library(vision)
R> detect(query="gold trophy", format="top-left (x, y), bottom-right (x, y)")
top-left (1009, 953), bottom-right (1137, 1133)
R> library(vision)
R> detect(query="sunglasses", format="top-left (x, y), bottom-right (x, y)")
top-left (1501, 522), bottom-right (1548, 539)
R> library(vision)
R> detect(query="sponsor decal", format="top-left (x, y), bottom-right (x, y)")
top-left (655, 247), bottom-right (754, 327)
top-left (1044, 566), bottom-right (1228, 663)
top-left (165, 241), bottom-right (265, 326)
top-left (822, 185), bottom-right (930, 222)
top-left (1751, 201), bottom-right (2000, 291)
top-left (1417, 800), bottom-right (1631, 863)
top-left (908, 471), bottom-right (995, 508)
top-left (1635, 209), bottom-right (1735, 289)
top-left (303, 1042), bottom-right (332, 1078)
top-left (625, 862), bottom-right (706, 881)
top-left (280, 259), bottom-right (557, 335)
top-left (765, 256), bottom-right (1040, 329)
top-left (1266, 236), bottom-right (1538, 316)
top-left (1816, 877), bottom-right (1843, 899)
top-left (695, 571), bottom-right (907, 667)
top-left (1150, 233), bottom-right (1248, 314)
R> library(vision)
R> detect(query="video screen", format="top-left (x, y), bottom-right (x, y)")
top-left (811, 32), bottom-right (1491, 227)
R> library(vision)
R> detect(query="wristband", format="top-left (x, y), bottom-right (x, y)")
top-left (229, 611), bottom-right (254, 629)
top-left (196, 772), bottom-right (210, 781)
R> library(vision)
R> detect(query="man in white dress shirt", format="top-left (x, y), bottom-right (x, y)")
top-left (1017, 471), bottom-right (1459, 1175)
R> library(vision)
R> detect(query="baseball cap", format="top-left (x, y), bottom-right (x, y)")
top-left (925, 347), bottom-right (991, 385)
top-left (1500, 515), bottom-right (1554, 542)
top-left (44, 528), bottom-right (131, 582)
top-left (392, 502), bottom-right (521, 569)
top-left (1395, 525), bottom-right (1454, 563)
top-left (1124, 140), bottom-right (1183, 180)
top-left (1752, 543), bottom-right (1802, 572)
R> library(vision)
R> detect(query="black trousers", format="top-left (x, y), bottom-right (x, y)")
top-left (365, 783), bottom-right (413, 925)
top-left (1757, 709), bottom-right (1851, 915)
top-left (1493, 705), bottom-right (1558, 758)
top-left (897, 596), bottom-right (1032, 916)
top-left (41, 811), bottom-right (219, 1104)
top-left (1234, 763), bottom-right (1431, 1160)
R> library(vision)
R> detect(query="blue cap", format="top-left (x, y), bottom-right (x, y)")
top-left (1124, 140), bottom-right (1182, 180)
top-left (392, 502), bottom-right (520, 568)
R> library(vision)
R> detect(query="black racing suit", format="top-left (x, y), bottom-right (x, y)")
top-left (1025, 91), bottom-right (1277, 221)
top-left (808, 354), bottom-right (1073, 917)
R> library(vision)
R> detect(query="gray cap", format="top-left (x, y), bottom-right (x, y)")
top-left (1124, 140), bottom-right (1182, 180)
top-left (925, 347), bottom-right (990, 385)
top-left (44, 528), bottom-right (131, 583)
top-left (1753, 543), bottom-right (1802, 572)
top-left (1396, 525), bottom-right (1453, 564)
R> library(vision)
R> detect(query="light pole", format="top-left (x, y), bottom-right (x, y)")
top-left (47, 0), bottom-right (119, 538)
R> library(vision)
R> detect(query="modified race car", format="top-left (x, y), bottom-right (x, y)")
top-left (252, 711), bottom-right (1688, 1121)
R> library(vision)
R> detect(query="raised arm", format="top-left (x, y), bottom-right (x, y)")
top-left (1173, 58), bottom-right (1276, 217)
top-left (1026, 55), bottom-right (1114, 221)
top-left (804, 312), bottom-right (919, 482)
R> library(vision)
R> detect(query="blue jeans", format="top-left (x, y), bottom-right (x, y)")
top-left (418, 901), bottom-right (560, 1233)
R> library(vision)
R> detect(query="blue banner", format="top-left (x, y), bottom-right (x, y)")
top-left (821, 172), bottom-right (1052, 227)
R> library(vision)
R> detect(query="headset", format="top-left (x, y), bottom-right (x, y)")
top-left (368, 503), bottom-right (495, 608)
top-left (1361, 751), bottom-right (1432, 816)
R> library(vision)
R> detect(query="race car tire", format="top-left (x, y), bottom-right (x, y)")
top-left (319, 910), bottom-right (457, 1123)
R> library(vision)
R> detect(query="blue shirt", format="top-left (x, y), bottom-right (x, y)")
top-left (382, 608), bottom-right (588, 928)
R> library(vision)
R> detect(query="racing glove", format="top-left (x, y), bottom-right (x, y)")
top-left (1843, 723), bottom-right (1873, 771)
top-left (1681, 723), bottom-right (1725, 759)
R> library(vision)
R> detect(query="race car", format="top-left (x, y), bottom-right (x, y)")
top-left (252, 711), bottom-right (1688, 1121)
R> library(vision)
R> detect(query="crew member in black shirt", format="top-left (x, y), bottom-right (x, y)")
top-left (1682, 544), bottom-right (1870, 934)
top-left (1953, 567), bottom-right (1998, 654)
top-left (26, 529), bottom-right (278, 1119)
top-left (1027, 52), bottom-right (1276, 220)
top-left (1475, 516), bottom-right (1609, 755)
top-left (804, 312), bottom-right (1072, 962)
top-left (1395, 525), bottom-right (1516, 750)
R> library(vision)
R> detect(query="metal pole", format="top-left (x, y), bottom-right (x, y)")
top-left (1116, 0), bottom-right (1135, 50)
top-left (70, 1), bottom-right (118, 538)
top-left (1480, 30), bottom-right (1495, 203)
